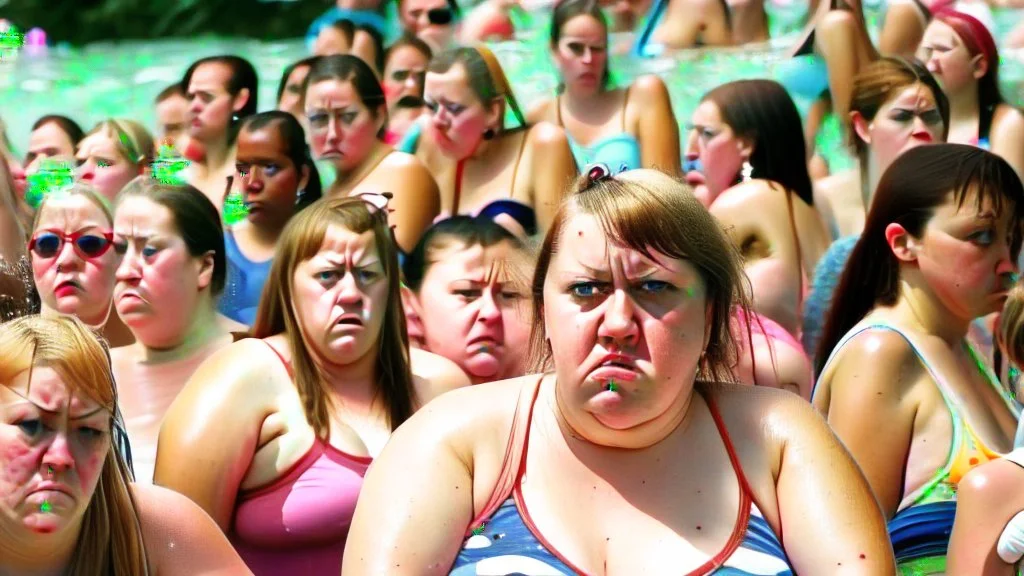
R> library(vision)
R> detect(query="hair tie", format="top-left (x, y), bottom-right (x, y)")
top-left (585, 162), bottom-right (612, 184)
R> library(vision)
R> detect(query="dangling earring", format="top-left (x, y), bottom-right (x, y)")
top-left (482, 128), bottom-right (495, 140)
top-left (294, 189), bottom-right (306, 205)
top-left (741, 160), bottom-right (754, 182)
top-left (232, 114), bottom-right (239, 122)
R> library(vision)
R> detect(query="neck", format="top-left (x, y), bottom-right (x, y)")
top-left (236, 218), bottom-right (286, 250)
top-left (949, 86), bottom-right (981, 130)
top-left (864, 153), bottom-right (881, 211)
top-left (136, 302), bottom-right (225, 363)
top-left (201, 135), bottom-right (233, 173)
top-left (891, 271), bottom-right (970, 346)
top-left (332, 140), bottom-right (389, 192)
top-left (0, 524), bottom-right (80, 576)
top-left (316, 346), bottom-right (381, 416)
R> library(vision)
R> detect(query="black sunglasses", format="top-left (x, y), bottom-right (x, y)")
top-left (428, 7), bottom-right (454, 25)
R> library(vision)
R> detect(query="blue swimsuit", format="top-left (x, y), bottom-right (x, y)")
top-left (557, 89), bottom-right (641, 175)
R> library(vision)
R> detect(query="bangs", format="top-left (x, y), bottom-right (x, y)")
top-left (950, 152), bottom-right (1024, 255)
top-left (286, 198), bottom-right (384, 265)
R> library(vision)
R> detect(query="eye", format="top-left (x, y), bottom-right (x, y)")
top-left (970, 229), bottom-right (995, 245)
top-left (141, 245), bottom-right (159, 258)
top-left (891, 110), bottom-right (914, 122)
top-left (454, 288), bottom-right (482, 300)
top-left (96, 159), bottom-right (113, 168)
top-left (17, 420), bottom-right (44, 437)
top-left (264, 164), bottom-right (280, 177)
top-left (500, 291), bottom-right (524, 303)
top-left (568, 281), bottom-right (605, 298)
top-left (423, 100), bottom-right (439, 112)
top-left (308, 113), bottom-right (329, 127)
top-left (444, 103), bottom-right (465, 116)
top-left (77, 426), bottom-right (107, 441)
top-left (317, 270), bottom-right (341, 283)
top-left (113, 241), bottom-right (128, 255)
top-left (567, 42), bottom-right (586, 56)
top-left (235, 163), bottom-right (250, 176)
top-left (637, 280), bottom-right (672, 294)
top-left (341, 113), bottom-right (358, 125)
top-left (356, 269), bottom-right (379, 283)
top-left (920, 109), bottom-right (943, 125)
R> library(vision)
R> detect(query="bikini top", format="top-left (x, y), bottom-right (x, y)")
top-left (451, 376), bottom-right (794, 575)
top-left (556, 88), bottom-right (640, 175)
top-left (218, 230), bottom-right (273, 327)
top-left (230, 340), bottom-right (373, 576)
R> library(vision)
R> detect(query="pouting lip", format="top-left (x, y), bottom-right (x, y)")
top-left (116, 289), bottom-right (145, 303)
top-left (55, 279), bottom-right (81, 292)
top-left (595, 352), bottom-right (638, 369)
top-left (333, 313), bottom-right (364, 326)
top-left (467, 334), bottom-right (502, 348)
top-left (31, 482), bottom-right (74, 498)
top-left (685, 170), bottom-right (705, 185)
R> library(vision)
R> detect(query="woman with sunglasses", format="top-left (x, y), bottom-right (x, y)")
top-left (28, 184), bottom-right (134, 348)
top-left (530, 0), bottom-right (680, 177)
top-left (75, 119), bottom-right (156, 202)
top-left (305, 54), bottom-right (440, 253)
top-left (110, 179), bottom-right (237, 485)
top-left (415, 46), bottom-right (577, 237)
top-left (400, 0), bottom-right (460, 52)
top-left (155, 195), bottom-right (469, 575)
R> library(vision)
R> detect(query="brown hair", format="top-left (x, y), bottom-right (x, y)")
top-left (83, 119), bottom-right (155, 168)
top-left (251, 196), bottom-right (414, 436)
top-left (529, 169), bottom-right (751, 383)
top-left (427, 46), bottom-right (527, 133)
top-left (0, 315), bottom-right (147, 575)
top-left (816, 144), bottom-right (1024, 374)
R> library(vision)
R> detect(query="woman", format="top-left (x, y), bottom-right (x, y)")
top-left (181, 55), bottom-right (258, 209)
top-left (0, 145), bottom-right (38, 323)
top-left (277, 56), bottom-right (320, 121)
top-left (382, 34), bottom-right (431, 144)
top-left (803, 57), bottom-right (949, 357)
top-left (75, 119), bottom-right (156, 202)
top-left (111, 178), bottom-right (237, 484)
top-left (28, 184), bottom-right (134, 348)
top-left (0, 314), bottom-right (250, 575)
top-left (343, 168), bottom-right (895, 574)
top-left (415, 46), bottom-right (577, 235)
top-left (154, 196), bottom-right (469, 575)
top-left (529, 0), bottom-right (680, 176)
top-left (219, 111), bottom-right (322, 326)
top-left (23, 115), bottom-right (84, 177)
top-left (813, 143), bottom-right (1023, 573)
top-left (403, 216), bottom-right (533, 384)
top-left (686, 79), bottom-right (831, 338)
top-left (304, 54), bottom-right (440, 253)
top-left (916, 9), bottom-right (1024, 179)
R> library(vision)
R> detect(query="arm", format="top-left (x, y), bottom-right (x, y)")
top-left (989, 106), bottom-right (1024, 182)
top-left (768, 391), bottom-right (897, 574)
top-left (133, 483), bottom-right (253, 575)
top-left (632, 76), bottom-right (682, 176)
top-left (389, 154), bottom-right (442, 253)
top-left (815, 329), bottom-right (923, 518)
top-left (527, 121), bottom-right (578, 233)
top-left (947, 457), bottom-right (1024, 576)
top-left (153, 339), bottom-right (273, 531)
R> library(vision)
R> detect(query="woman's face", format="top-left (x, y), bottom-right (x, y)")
top-left (912, 190), bottom-right (1020, 322)
top-left (401, 0), bottom-right (456, 52)
top-left (74, 131), bottom-right (140, 201)
top-left (4, 150), bottom-right (27, 198)
top-left (305, 79), bottom-right (384, 173)
top-left (186, 62), bottom-right (238, 144)
top-left (24, 122), bottom-right (76, 177)
top-left (543, 211), bottom-right (710, 431)
top-left (30, 195), bottom-right (119, 328)
top-left (859, 84), bottom-right (945, 176)
top-left (382, 45), bottom-right (429, 110)
top-left (278, 64), bottom-right (312, 121)
top-left (415, 240), bottom-right (531, 383)
top-left (917, 21), bottom-right (984, 96)
top-left (292, 225), bottom-right (390, 365)
top-left (113, 196), bottom-right (213, 348)
top-left (0, 367), bottom-right (110, 537)
top-left (423, 64), bottom-right (496, 160)
top-left (234, 126), bottom-right (305, 228)
top-left (552, 15), bottom-right (608, 95)
top-left (684, 100), bottom-right (748, 206)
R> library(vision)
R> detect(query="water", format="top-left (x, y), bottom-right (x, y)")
top-left (1, 5), bottom-right (1022, 171)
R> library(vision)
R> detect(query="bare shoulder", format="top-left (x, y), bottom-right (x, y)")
top-left (527, 97), bottom-right (556, 125)
top-left (410, 347), bottom-right (472, 407)
top-left (630, 75), bottom-right (671, 103)
top-left (711, 179), bottom-right (775, 210)
top-left (383, 150), bottom-right (436, 182)
top-left (705, 380), bottom-right (821, 432)
top-left (992, 103), bottom-right (1024, 133)
top-left (526, 121), bottom-right (570, 150)
top-left (167, 338), bottom-right (286, 419)
top-left (824, 326), bottom-right (924, 387)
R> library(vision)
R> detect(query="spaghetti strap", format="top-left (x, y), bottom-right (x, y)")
top-left (508, 131), bottom-right (529, 199)
top-left (452, 159), bottom-right (465, 216)
top-left (783, 186), bottom-right (805, 319)
top-left (620, 87), bottom-right (631, 132)
top-left (258, 339), bottom-right (294, 379)
top-left (555, 94), bottom-right (564, 127)
top-left (465, 374), bottom-right (544, 537)
top-left (704, 391), bottom-right (759, 500)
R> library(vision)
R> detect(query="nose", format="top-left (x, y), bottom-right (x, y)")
top-left (243, 169), bottom-right (263, 193)
top-left (54, 237), bottom-right (82, 270)
top-left (476, 289), bottom-right (502, 324)
top-left (581, 47), bottom-right (594, 64)
top-left (597, 288), bottom-right (639, 347)
top-left (996, 241), bottom-right (1018, 278)
top-left (405, 75), bottom-right (419, 93)
top-left (77, 161), bottom-right (95, 182)
top-left (430, 107), bottom-right (450, 129)
top-left (325, 116), bottom-right (341, 146)
top-left (337, 270), bottom-right (365, 305)
top-left (684, 130), bottom-right (700, 161)
top-left (115, 247), bottom-right (142, 284)
top-left (42, 433), bottom-right (76, 474)
top-left (189, 97), bottom-right (203, 116)
top-left (926, 58), bottom-right (940, 74)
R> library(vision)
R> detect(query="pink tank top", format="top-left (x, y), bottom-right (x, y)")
top-left (229, 341), bottom-right (373, 576)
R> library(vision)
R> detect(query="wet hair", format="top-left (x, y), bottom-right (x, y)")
top-left (530, 169), bottom-right (751, 383)
top-left (355, 24), bottom-right (386, 75)
top-left (934, 9), bottom-right (1003, 139)
top-left (117, 178), bottom-right (227, 296)
top-left (550, 0), bottom-right (611, 89)
top-left (238, 111), bottom-right (323, 210)
top-left (816, 144), bottom-right (1024, 375)
top-left (251, 196), bottom-right (414, 436)
top-left (83, 119), bottom-right (156, 168)
top-left (701, 79), bottom-right (814, 206)
top-left (181, 55), bottom-right (259, 142)
top-left (848, 57), bottom-right (950, 167)
top-left (1000, 284), bottom-right (1024, 369)
top-left (276, 56), bottom-right (321, 106)
top-left (155, 83), bottom-right (185, 104)
top-left (303, 54), bottom-right (388, 137)
top-left (0, 315), bottom-right (146, 576)
top-left (403, 215), bottom-right (523, 291)
top-left (31, 115), bottom-right (85, 149)
top-left (32, 182), bottom-right (114, 232)
top-left (385, 33), bottom-right (433, 67)
top-left (427, 46), bottom-right (528, 134)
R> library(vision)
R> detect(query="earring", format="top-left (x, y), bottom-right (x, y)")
top-left (482, 128), bottom-right (495, 140)
top-left (232, 114), bottom-right (239, 122)
top-left (740, 161), bottom-right (754, 182)
top-left (294, 189), bottom-right (306, 205)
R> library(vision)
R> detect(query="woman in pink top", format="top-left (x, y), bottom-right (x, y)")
top-left (154, 195), bottom-right (469, 575)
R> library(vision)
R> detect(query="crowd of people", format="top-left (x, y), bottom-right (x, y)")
top-left (2, 0), bottom-right (1024, 573)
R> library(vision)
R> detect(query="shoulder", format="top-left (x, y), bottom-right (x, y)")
top-left (133, 482), bottom-right (211, 531)
top-left (702, 382), bottom-right (827, 458)
top-left (169, 338), bottom-right (286, 414)
top-left (410, 347), bottom-right (472, 406)
top-left (382, 151), bottom-right (436, 182)
top-left (822, 325), bottom-right (926, 396)
top-left (711, 179), bottom-right (776, 211)
top-left (525, 120), bottom-right (570, 150)
top-left (526, 96), bottom-right (556, 124)
top-left (992, 103), bottom-right (1024, 131)
top-left (629, 75), bottom-right (670, 103)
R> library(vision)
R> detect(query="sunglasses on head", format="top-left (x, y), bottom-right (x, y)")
top-left (28, 229), bottom-right (116, 260)
top-left (427, 7), bottom-right (454, 25)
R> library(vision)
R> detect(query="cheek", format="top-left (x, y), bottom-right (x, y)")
top-left (31, 259), bottom-right (57, 292)
top-left (80, 260), bottom-right (117, 295)
top-left (143, 254), bottom-right (194, 299)
top-left (383, 82), bottom-right (402, 100)
top-left (0, 439), bottom-right (41, 500)
top-left (75, 446), bottom-right (107, 492)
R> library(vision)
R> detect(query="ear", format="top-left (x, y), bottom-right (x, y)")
top-left (232, 88), bottom-right (251, 115)
top-left (736, 136), bottom-right (755, 160)
top-left (486, 98), bottom-right (503, 132)
top-left (196, 250), bottom-right (216, 290)
top-left (297, 164), bottom-right (311, 194)
top-left (885, 222), bottom-right (918, 263)
top-left (375, 103), bottom-right (389, 134)
top-left (972, 54), bottom-right (989, 81)
top-left (703, 302), bottom-right (714, 350)
top-left (851, 110), bottom-right (872, 146)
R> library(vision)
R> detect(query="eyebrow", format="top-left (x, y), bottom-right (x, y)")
top-left (12, 401), bottom-right (108, 420)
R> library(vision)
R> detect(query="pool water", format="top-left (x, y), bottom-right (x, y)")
top-left (1, 4), bottom-right (1022, 174)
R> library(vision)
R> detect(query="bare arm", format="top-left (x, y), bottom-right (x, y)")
top-left (989, 106), bottom-right (1024, 183)
top-left (388, 154), bottom-right (442, 253)
top-left (632, 76), bottom-right (681, 176)
top-left (133, 483), bottom-right (253, 575)
top-left (947, 458), bottom-right (1024, 576)
top-left (527, 122), bottom-right (578, 234)
top-left (153, 339), bottom-right (273, 531)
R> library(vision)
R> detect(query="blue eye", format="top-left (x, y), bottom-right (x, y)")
top-left (638, 280), bottom-right (671, 294)
top-left (971, 229), bottom-right (995, 245)
top-left (569, 282), bottom-right (601, 298)
top-left (264, 164), bottom-right (280, 177)
top-left (356, 269), bottom-right (379, 283)
top-left (17, 420), bottom-right (44, 437)
top-left (141, 246), bottom-right (159, 258)
top-left (317, 270), bottom-right (340, 282)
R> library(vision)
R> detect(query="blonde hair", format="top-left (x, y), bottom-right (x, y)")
top-left (1000, 284), bottom-right (1024, 368)
top-left (31, 182), bottom-right (115, 232)
top-left (0, 315), bottom-right (148, 575)
top-left (85, 119), bottom-right (155, 167)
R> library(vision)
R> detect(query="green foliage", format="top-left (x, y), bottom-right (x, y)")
top-left (4, 0), bottom-right (332, 46)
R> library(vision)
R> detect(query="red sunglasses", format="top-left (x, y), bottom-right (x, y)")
top-left (28, 229), bottom-right (116, 260)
